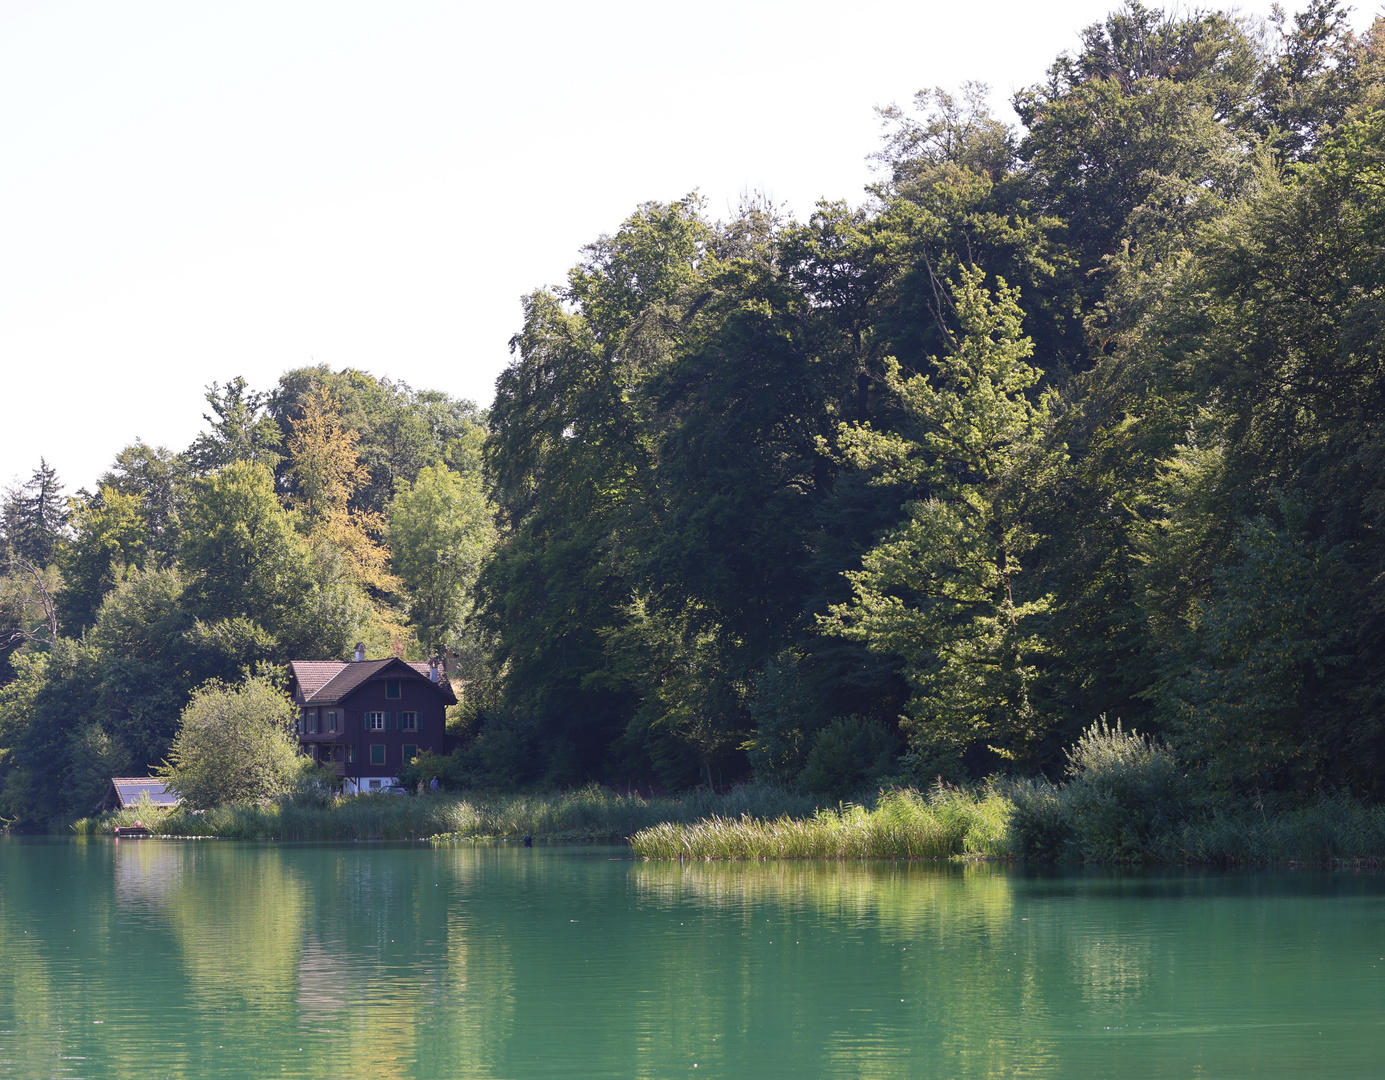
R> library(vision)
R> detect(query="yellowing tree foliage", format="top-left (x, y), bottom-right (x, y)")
top-left (286, 385), bottom-right (396, 593)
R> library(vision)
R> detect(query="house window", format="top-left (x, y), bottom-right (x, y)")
top-left (345, 744), bottom-right (355, 763)
top-left (369, 779), bottom-right (382, 790)
top-left (327, 711), bottom-right (337, 733)
top-left (385, 680), bottom-right (401, 699)
top-left (308, 710), bottom-right (318, 734)
top-left (402, 744), bottom-right (418, 764)
top-left (369, 711), bottom-right (386, 731)
top-left (400, 711), bottom-right (417, 731)
top-left (370, 744), bottom-right (385, 765)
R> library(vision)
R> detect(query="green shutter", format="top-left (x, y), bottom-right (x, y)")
top-left (415, 711), bottom-right (423, 731)
top-left (385, 711), bottom-right (394, 731)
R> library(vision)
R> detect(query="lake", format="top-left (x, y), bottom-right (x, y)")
top-left (2, 837), bottom-right (1383, 1078)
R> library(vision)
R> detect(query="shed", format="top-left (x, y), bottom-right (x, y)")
top-left (98, 777), bottom-right (181, 813)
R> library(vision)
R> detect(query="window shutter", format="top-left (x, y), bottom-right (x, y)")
top-left (385, 711), bottom-right (394, 731)
top-left (415, 711), bottom-right (423, 731)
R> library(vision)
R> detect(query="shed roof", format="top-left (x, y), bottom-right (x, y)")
top-left (108, 778), bottom-right (180, 809)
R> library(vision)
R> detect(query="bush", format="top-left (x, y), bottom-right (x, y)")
top-left (161, 676), bottom-right (306, 809)
top-left (1005, 778), bottom-right (1074, 860)
top-left (400, 746), bottom-right (476, 793)
top-left (799, 716), bottom-right (899, 799)
top-left (281, 761), bottom-right (339, 808)
top-left (1006, 719), bottom-right (1200, 863)
top-left (1063, 719), bottom-right (1197, 861)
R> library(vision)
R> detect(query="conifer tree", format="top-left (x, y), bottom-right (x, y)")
top-left (2, 459), bottom-right (67, 567)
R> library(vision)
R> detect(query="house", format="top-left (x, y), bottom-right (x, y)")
top-left (287, 643), bottom-right (458, 794)
top-left (97, 777), bottom-right (181, 813)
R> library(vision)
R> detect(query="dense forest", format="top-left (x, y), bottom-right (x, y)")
top-left (3, 1), bottom-right (1383, 825)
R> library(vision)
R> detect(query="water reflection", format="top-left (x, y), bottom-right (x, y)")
top-left (111, 835), bottom-right (186, 909)
top-left (3, 840), bottom-right (1385, 1080)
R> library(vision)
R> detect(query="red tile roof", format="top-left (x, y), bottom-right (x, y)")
top-left (289, 661), bottom-right (345, 700)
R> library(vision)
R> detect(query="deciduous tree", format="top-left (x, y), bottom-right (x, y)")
top-left (823, 268), bottom-right (1064, 760)
top-left (388, 464), bottom-right (495, 658)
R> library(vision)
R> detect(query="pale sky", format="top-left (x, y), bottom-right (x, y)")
top-left (1, 0), bottom-right (1376, 493)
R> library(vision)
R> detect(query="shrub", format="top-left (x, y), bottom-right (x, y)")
top-left (799, 716), bottom-right (899, 799)
top-left (1062, 719), bottom-right (1197, 861)
top-left (400, 746), bottom-right (476, 792)
top-left (161, 676), bottom-right (306, 809)
top-left (281, 761), bottom-right (339, 808)
top-left (1006, 719), bottom-right (1200, 863)
top-left (1005, 778), bottom-right (1074, 860)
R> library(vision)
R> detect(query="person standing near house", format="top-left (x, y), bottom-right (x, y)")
top-left (429, 775), bottom-right (439, 792)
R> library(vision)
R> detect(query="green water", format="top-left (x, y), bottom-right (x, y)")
top-left (2, 839), bottom-right (1384, 1078)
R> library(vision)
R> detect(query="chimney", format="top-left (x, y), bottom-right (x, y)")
top-left (429, 657), bottom-right (439, 683)
top-left (353, 642), bottom-right (365, 663)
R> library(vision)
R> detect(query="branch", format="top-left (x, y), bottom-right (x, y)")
top-left (3, 554), bottom-right (59, 647)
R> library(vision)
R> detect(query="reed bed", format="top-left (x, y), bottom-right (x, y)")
top-left (1164, 796), bottom-right (1385, 867)
top-left (629, 787), bottom-right (1014, 861)
top-left (73, 780), bottom-right (1385, 866)
top-left (74, 783), bottom-right (820, 842)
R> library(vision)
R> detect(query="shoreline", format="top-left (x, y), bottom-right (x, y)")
top-left (59, 783), bottom-right (1385, 868)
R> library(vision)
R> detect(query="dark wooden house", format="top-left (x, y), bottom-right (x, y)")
top-left (287, 645), bottom-right (457, 793)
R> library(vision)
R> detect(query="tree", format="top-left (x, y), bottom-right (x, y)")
top-left (86, 566), bottom-right (198, 769)
top-left (1124, 110), bottom-right (1385, 791)
top-left (1255, 0), bottom-right (1377, 162)
top-left (97, 441), bottom-right (187, 566)
top-left (60, 486), bottom-right (150, 632)
top-left (180, 460), bottom-right (366, 662)
top-left (1013, 1), bottom-right (1260, 340)
top-left (2, 459), bottom-right (67, 566)
top-left (480, 197), bottom-right (712, 780)
top-left (181, 461), bottom-right (313, 629)
top-left (0, 554), bottom-right (61, 649)
top-left (388, 465), bottom-right (495, 658)
top-left (269, 365), bottom-right (487, 517)
top-left (285, 384), bottom-right (394, 592)
top-left (186, 377), bottom-right (283, 474)
top-left (160, 676), bottom-right (305, 808)
top-left (287, 384), bottom-right (368, 534)
top-left (1154, 512), bottom-right (1352, 792)
top-left (822, 268), bottom-right (1063, 761)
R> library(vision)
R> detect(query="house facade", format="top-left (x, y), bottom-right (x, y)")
top-left (287, 646), bottom-right (457, 793)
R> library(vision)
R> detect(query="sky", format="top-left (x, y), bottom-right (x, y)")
top-left (1, 0), bottom-right (1378, 494)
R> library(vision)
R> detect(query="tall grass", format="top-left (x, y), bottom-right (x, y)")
top-left (630, 787), bottom-right (1014, 860)
top-left (71, 759), bottom-right (1385, 866)
top-left (73, 783), bottom-right (820, 842)
top-left (1165, 795), bottom-right (1385, 866)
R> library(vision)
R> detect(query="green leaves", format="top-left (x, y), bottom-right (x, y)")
top-left (160, 676), bottom-right (304, 809)
top-left (824, 269), bottom-right (1062, 756)
top-left (1155, 514), bottom-right (1353, 790)
top-left (388, 465), bottom-right (496, 658)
